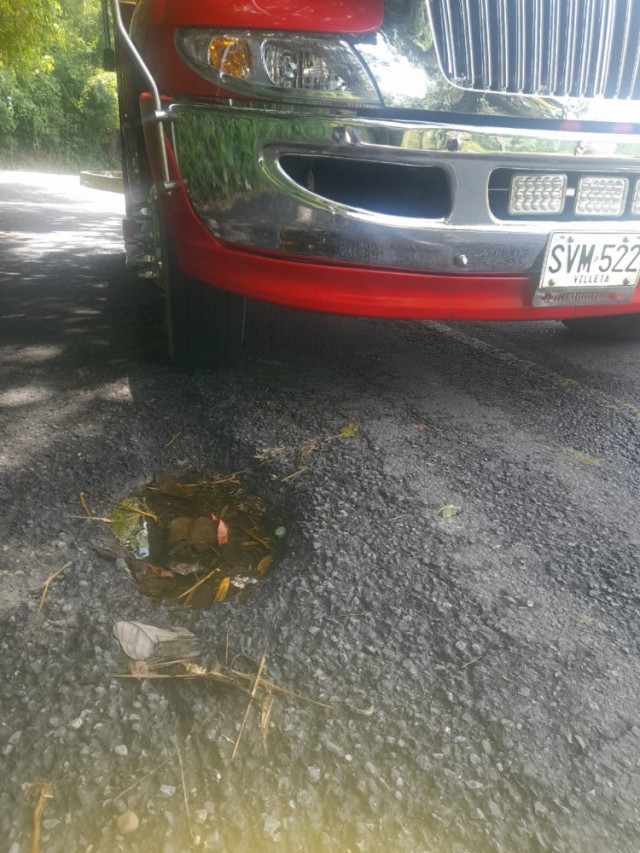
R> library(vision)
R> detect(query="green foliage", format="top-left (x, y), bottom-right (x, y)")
top-left (0, 0), bottom-right (59, 72)
top-left (0, 0), bottom-right (120, 169)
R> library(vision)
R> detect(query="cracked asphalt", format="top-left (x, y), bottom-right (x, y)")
top-left (1, 171), bottom-right (640, 853)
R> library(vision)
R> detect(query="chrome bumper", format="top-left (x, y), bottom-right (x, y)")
top-left (170, 101), bottom-right (640, 276)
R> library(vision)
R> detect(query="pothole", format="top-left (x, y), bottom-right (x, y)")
top-left (109, 473), bottom-right (284, 608)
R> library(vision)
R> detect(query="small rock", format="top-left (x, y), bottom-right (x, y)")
top-left (488, 800), bottom-right (502, 819)
top-left (263, 815), bottom-right (281, 840)
top-left (42, 818), bottom-right (61, 830)
top-left (68, 718), bottom-right (83, 730)
top-left (159, 785), bottom-right (176, 797)
top-left (193, 809), bottom-right (208, 825)
top-left (116, 811), bottom-right (139, 835)
top-left (113, 744), bottom-right (128, 757)
top-left (465, 780), bottom-right (483, 790)
top-left (307, 767), bottom-right (321, 783)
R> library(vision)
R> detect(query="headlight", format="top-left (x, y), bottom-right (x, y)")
top-left (175, 29), bottom-right (381, 107)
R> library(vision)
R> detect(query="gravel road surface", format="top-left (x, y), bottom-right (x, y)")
top-left (1, 171), bottom-right (640, 853)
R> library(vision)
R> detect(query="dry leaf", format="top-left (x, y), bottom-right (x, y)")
top-left (436, 505), bottom-right (461, 518)
top-left (339, 421), bottom-right (359, 438)
top-left (169, 562), bottom-right (204, 577)
top-left (214, 577), bottom-right (230, 603)
top-left (156, 474), bottom-right (195, 499)
top-left (256, 555), bottom-right (273, 575)
top-left (143, 562), bottom-right (175, 578)
top-left (211, 514), bottom-right (229, 546)
top-left (184, 662), bottom-right (208, 675)
top-left (564, 448), bottom-right (599, 466)
top-left (114, 621), bottom-right (196, 660)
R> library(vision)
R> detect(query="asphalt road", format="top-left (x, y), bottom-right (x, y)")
top-left (1, 171), bottom-right (640, 853)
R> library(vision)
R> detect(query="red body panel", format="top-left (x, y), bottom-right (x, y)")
top-left (132, 0), bottom-right (383, 33)
top-left (155, 165), bottom-right (640, 322)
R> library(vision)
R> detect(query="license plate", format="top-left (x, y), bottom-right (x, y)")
top-left (534, 232), bottom-right (640, 307)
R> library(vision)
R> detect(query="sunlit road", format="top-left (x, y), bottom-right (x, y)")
top-left (2, 171), bottom-right (640, 853)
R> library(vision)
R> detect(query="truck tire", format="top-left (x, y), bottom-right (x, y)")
top-left (561, 314), bottom-right (640, 340)
top-left (159, 217), bottom-right (245, 367)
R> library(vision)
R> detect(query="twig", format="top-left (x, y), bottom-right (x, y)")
top-left (79, 491), bottom-right (93, 518)
top-left (115, 671), bottom-right (250, 693)
top-left (238, 525), bottom-right (271, 550)
top-left (177, 747), bottom-right (193, 839)
top-left (281, 466), bottom-right (308, 483)
top-left (113, 749), bottom-right (178, 800)
top-left (209, 473), bottom-right (241, 486)
top-left (232, 653), bottom-right (266, 760)
top-left (261, 691), bottom-right (274, 756)
top-left (119, 504), bottom-right (159, 523)
top-left (460, 653), bottom-right (485, 670)
top-left (230, 669), bottom-right (333, 709)
top-left (176, 569), bottom-right (217, 600)
top-left (164, 430), bottom-right (182, 448)
top-left (68, 515), bottom-right (113, 523)
top-left (25, 781), bottom-right (55, 853)
top-left (36, 562), bottom-right (72, 617)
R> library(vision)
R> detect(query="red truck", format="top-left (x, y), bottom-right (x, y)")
top-left (105, 0), bottom-right (640, 365)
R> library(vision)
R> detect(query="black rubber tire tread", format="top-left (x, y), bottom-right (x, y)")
top-left (161, 218), bottom-right (245, 367)
top-left (561, 313), bottom-right (640, 341)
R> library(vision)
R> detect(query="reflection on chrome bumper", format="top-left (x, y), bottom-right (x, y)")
top-left (170, 101), bottom-right (640, 275)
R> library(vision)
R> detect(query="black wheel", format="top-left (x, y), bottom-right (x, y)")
top-left (158, 216), bottom-right (245, 367)
top-left (561, 313), bottom-right (640, 341)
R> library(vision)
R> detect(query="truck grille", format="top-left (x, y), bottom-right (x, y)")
top-left (428, 0), bottom-right (640, 99)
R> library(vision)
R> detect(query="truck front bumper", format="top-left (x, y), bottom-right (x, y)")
top-left (157, 101), bottom-right (640, 319)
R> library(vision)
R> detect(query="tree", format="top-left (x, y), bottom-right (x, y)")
top-left (0, 0), bottom-right (120, 169)
top-left (0, 0), bottom-right (59, 72)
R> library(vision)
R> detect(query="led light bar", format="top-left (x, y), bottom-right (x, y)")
top-left (631, 180), bottom-right (640, 216)
top-left (508, 173), bottom-right (567, 215)
top-left (575, 176), bottom-right (628, 216)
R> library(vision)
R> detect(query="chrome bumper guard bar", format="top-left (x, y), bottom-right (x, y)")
top-left (169, 101), bottom-right (640, 276)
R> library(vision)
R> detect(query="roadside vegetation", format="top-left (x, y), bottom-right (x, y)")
top-left (0, 0), bottom-right (119, 170)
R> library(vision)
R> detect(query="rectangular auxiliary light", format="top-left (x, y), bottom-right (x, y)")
top-left (631, 180), bottom-right (640, 216)
top-left (575, 176), bottom-right (628, 216)
top-left (508, 173), bottom-right (567, 215)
